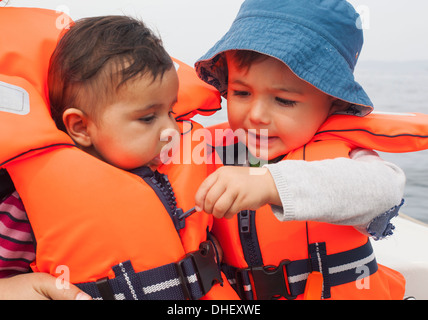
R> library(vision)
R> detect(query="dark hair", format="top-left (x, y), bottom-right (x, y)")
top-left (226, 50), bottom-right (268, 71)
top-left (222, 50), bottom-right (269, 98)
top-left (48, 15), bottom-right (173, 132)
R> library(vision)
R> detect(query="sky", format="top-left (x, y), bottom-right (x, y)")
top-left (5, 0), bottom-right (428, 65)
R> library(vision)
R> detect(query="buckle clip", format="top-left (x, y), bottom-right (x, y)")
top-left (95, 277), bottom-right (116, 300)
top-left (238, 260), bottom-right (297, 300)
top-left (176, 241), bottom-right (223, 299)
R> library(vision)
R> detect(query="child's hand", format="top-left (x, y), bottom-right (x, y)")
top-left (195, 166), bottom-right (281, 219)
top-left (0, 273), bottom-right (92, 300)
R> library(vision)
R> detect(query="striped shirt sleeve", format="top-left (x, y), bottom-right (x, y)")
top-left (0, 191), bottom-right (35, 278)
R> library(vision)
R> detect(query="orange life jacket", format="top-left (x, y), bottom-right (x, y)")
top-left (209, 112), bottom-right (428, 300)
top-left (0, 7), bottom-right (238, 300)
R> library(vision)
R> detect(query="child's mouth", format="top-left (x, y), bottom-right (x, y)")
top-left (247, 131), bottom-right (277, 145)
top-left (245, 130), bottom-right (277, 160)
top-left (148, 155), bottom-right (162, 170)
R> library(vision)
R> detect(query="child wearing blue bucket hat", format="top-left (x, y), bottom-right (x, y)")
top-left (194, 0), bottom-right (407, 299)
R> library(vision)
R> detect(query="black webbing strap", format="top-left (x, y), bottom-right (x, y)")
top-left (223, 240), bottom-right (378, 300)
top-left (76, 241), bottom-right (223, 300)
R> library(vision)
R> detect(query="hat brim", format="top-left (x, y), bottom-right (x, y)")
top-left (196, 14), bottom-right (373, 116)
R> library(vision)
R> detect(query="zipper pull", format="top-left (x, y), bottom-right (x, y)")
top-left (173, 208), bottom-right (186, 230)
top-left (239, 210), bottom-right (251, 233)
top-left (178, 207), bottom-right (197, 220)
top-left (173, 207), bottom-right (197, 231)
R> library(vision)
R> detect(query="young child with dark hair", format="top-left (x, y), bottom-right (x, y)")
top-left (0, 15), bottom-right (235, 300)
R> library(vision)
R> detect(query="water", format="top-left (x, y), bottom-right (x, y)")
top-left (194, 60), bottom-right (428, 223)
top-left (356, 61), bottom-right (428, 224)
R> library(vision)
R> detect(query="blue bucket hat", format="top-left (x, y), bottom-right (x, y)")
top-left (195, 0), bottom-right (373, 116)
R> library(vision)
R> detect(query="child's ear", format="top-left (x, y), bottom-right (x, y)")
top-left (62, 108), bottom-right (92, 147)
top-left (329, 99), bottom-right (350, 115)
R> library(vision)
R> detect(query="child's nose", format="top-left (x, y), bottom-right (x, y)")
top-left (159, 116), bottom-right (180, 143)
top-left (160, 127), bottom-right (179, 143)
top-left (160, 112), bottom-right (179, 131)
top-left (249, 100), bottom-right (270, 125)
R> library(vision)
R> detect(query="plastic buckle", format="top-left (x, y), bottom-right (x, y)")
top-left (238, 260), bottom-right (297, 300)
top-left (177, 241), bottom-right (223, 299)
top-left (95, 277), bottom-right (116, 300)
top-left (192, 241), bottom-right (224, 294)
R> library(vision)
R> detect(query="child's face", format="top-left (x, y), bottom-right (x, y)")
top-left (86, 68), bottom-right (179, 170)
top-left (227, 55), bottom-right (335, 160)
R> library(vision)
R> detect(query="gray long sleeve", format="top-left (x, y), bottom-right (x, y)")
top-left (266, 149), bottom-right (405, 231)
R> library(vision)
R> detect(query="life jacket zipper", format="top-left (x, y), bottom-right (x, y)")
top-left (238, 210), bottom-right (263, 267)
top-left (130, 166), bottom-right (185, 233)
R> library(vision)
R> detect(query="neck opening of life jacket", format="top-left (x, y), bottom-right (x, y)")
top-left (0, 7), bottom-right (239, 300)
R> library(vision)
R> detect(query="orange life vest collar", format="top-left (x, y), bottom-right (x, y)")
top-left (314, 112), bottom-right (428, 153)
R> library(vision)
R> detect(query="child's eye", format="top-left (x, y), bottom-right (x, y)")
top-left (275, 97), bottom-right (296, 107)
top-left (231, 90), bottom-right (250, 97)
top-left (139, 115), bottom-right (156, 123)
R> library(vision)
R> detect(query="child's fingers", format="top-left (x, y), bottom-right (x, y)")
top-left (32, 273), bottom-right (92, 300)
top-left (222, 193), bottom-right (248, 220)
top-left (195, 171), bottom-right (219, 211)
top-left (202, 178), bottom-right (227, 215)
top-left (223, 206), bottom-right (242, 220)
top-left (211, 190), bottom-right (237, 219)
top-left (47, 283), bottom-right (92, 300)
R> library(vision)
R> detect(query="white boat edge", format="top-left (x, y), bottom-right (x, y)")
top-left (371, 213), bottom-right (428, 299)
